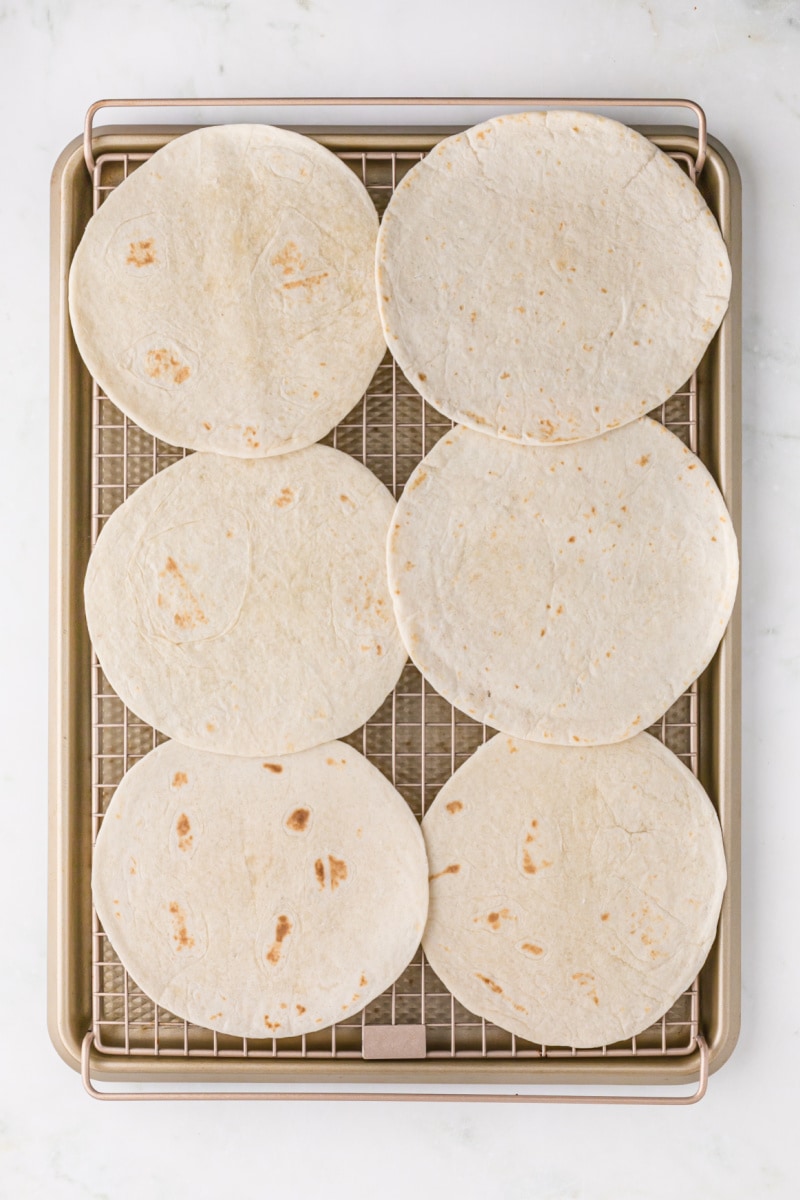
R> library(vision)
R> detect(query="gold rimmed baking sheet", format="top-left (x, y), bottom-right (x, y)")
top-left (50, 111), bottom-right (740, 1097)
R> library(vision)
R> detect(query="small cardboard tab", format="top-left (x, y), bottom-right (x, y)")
top-left (362, 1024), bottom-right (427, 1060)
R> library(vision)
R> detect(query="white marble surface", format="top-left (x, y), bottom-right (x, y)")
top-left (1, 0), bottom-right (799, 1195)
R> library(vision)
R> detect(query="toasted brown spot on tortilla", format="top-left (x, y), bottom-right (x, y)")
top-left (283, 269), bottom-right (329, 291)
top-left (160, 557), bottom-right (208, 630)
top-left (329, 855), bottom-right (347, 890)
top-left (296, 1004), bottom-right (306, 1015)
top-left (172, 772), bottom-right (188, 789)
top-left (638, 455), bottom-right (650, 467)
top-left (266, 914), bottom-right (292, 965)
top-left (408, 470), bottom-right (427, 492)
top-left (272, 241), bottom-right (302, 274)
top-left (360, 974), bottom-right (368, 987)
top-left (286, 807), bottom-right (310, 832)
top-left (263, 1015), bottom-right (281, 1031)
top-left (208, 1012), bottom-right (222, 1020)
top-left (202, 421), bottom-right (212, 430)
top-left (168, 902), bottom-right (194, 951)
top-left (601, 912), bottom-right (610, 921)
top-left (145, 349), bottom-right (190, 385)
top-left (481, 908), bottom-right (514, 931)
top-left (126, 239), bottom-right (156, 267)
top-left (522, 849), bottom-right (537, 874)
top-left (475, 973), bottom-right (503, 994)
top-left (262, 762), bottom-right (283, 774)
top-left (314, 858), bottom-right (325, 888)
top-left (445, 800), bottom-right (463, 814)
top-left (429, 863), bottom-right (461, 881)
top-left (568, 535), bottom-right (576, 544)
top-left (521, 942), bottom-right (543, 956)
top-left (175, 812), bottom-right (193, 853)
top-left (275, 487), bottom-right (294, 507)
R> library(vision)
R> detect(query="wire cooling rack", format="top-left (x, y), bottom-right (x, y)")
top-left (89, 143), bottom-right (702, 1066)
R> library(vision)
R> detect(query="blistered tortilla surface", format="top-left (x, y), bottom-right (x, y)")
top-left (93, 740), bottom-right (429, 1039)
top-left (85, 445), bottom-right (407, 755)
top-left (387, 420), bottom-right (738, 744)
top-left (422, 733), bottom-right (726, 1048)
top-left (377, 110), bottom-right (731, 444)
top-left (70, 123), bottom-right (385, 456)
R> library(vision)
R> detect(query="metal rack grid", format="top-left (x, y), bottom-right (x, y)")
top-left (89, 142), bottom-right (702, 1065)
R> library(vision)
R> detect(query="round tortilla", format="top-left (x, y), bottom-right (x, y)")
top-left (388, 419), bottom-right (738, 744)
top-left (377, 110), bottom-right (731, 444)
top-left (422, 732), bottom-right (726, 1048)
top-left (85, 445), bottom-right (406, 755)
top-left (93, 739), bottom-right (429, 1039)
top-left (69, 123), bottom-right (385, 456)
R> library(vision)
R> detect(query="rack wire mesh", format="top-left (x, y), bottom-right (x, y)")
top-left (89, 141), bottom-right (702, 1064)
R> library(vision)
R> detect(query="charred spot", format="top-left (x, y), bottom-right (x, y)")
top-left (286, 807), bottom-right (310, 832)
top-left (125, 238), bottom-right (156, 267)
top-left (475, 973), bottom-right (503, 994)
top-left (329, 855), bottom-right (347, 891)
top-left (175, 813), bottom-right (192, 854)
top-left (265, 915), bottom-right (293, 965)
top-left (168, 902), bottom-right (194, 950)
top-left (429, 863), bottom-right (461, 881)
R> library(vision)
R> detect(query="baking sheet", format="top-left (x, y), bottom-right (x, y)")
top-left (49, 117), bottom-right (741, 1092)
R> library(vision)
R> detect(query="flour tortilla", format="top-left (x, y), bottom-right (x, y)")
top-left (69, 124), bottom-right (385, 456)
top-left (422, 732), bottom-right (726, 1048)
top-left (377, 110), bottom-right (731, 444)
top-left (388, 419), bottom-right (738, 744)
top-left (85, 445), bottom-right (406, 755)
top-left (93, 739), bottom-right (428, 1039)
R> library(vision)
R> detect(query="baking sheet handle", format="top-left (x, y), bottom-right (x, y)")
top-left (83, 97), bottom-right (707, 176)
top-left (81, 1032), bottom-right (709, 1105)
